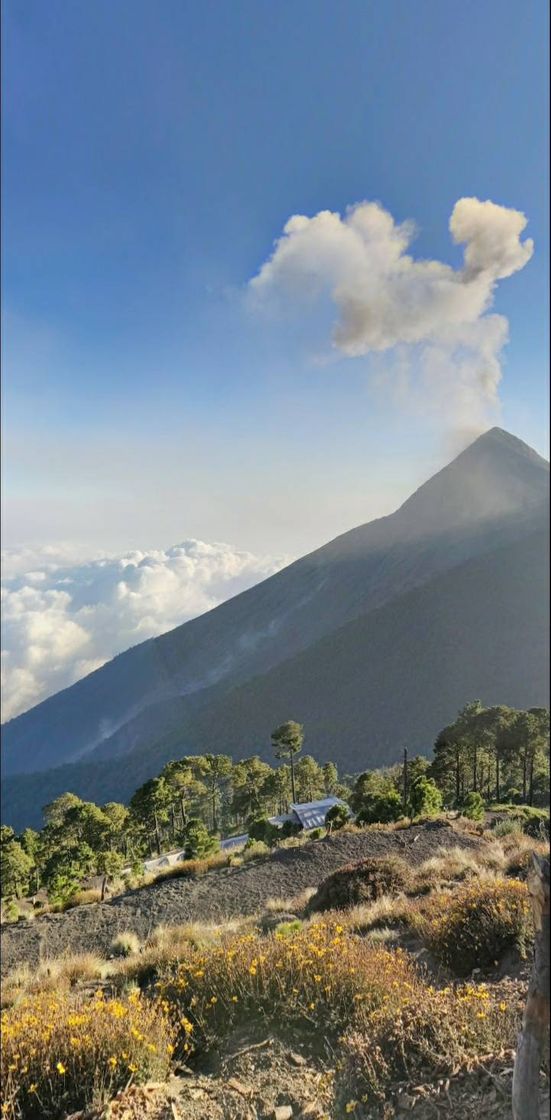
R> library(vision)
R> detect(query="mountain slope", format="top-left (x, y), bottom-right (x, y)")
top-left (2, 427), bottom-right (548, 781)
top-left (2, 522), bottom-right (548, 831)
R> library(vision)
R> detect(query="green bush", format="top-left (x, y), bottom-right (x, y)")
top-left (309, 827), bottom-right (325, 840)
top-left (248, 817), bottom-right (279, 846)
top-left (279, 820), bottom-right (302, 840)
top-left (461, 791), bottom-right (485, 821)
top-left (325, 803), bottom-right (349, 831)
top-left (307, 856), bottom-right (411, 914)
top-left (355, 789), bottom-right (403, 826)
top-left (182, 819), bottom-right (220, 860)
top-left (408, 778), bottom-right (442, 819)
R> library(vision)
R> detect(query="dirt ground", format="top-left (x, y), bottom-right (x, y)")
top-left (1, 820), bottom-right (479, 975)
top-left (66, 1031), bottom-right (550, 1120)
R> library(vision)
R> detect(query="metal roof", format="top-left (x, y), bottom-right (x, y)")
top-left (289, 796), bottom-right (350, 830)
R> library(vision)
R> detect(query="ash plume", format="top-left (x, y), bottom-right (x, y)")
top-left (249, 197), bottom-right (533, 426)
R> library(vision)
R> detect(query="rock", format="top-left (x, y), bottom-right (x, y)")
top-left (288, 1051), bottom-right (307, 1067)
top-left (273, 1108), bottom-right (293, 1120)
top-left (227, 1078), bottom-right (252, 1097)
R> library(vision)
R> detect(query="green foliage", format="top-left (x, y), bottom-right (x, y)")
top-left (182, 818), bottom-right (219, 860)
top-left (43, 843), bottom-right (96, 905)
top-left (248, 817), bottom-right (279, 846)
top-left (322, 761), bottom-right (339, 794)
top-left (0, 832), bottom-right (33, 899)
top-left (309, 827), bottom-right (325, 840)
top-left (356, 789), bottom-right (403, 826)
top-left (271, 720), bottom-right (304, 802)
top-left (408, 777), bottom-right (442, 818)
top-left (308, 856), bottom-right (411, 914)
top-left (279, 819), bottom-right (302, 840)
top-left (460, 791), bottom-right (485, 820)
top-left (325, 803), bottom-right (349, 830)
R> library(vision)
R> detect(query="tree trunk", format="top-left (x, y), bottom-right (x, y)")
top-left (473, 743), bottom-right (478, 792)
top-left (528, 755), bottom-right (535, 807)
top-left (180, 797), bottom-right (187, 830)
top-left (512, 854), bottom-right (549, 1120)
top-left (153, 813), bottom-right (161, 857)
top-left (212, 789), bottom-right (217, 833)
top-left (522, 757), bottom-right (528, 802)
top-left (455, 753), bottom-right (461, 804)
top-left (101, 875), bottom-right (107, 902)
top-left (290, 754), bottom-right (296, 803)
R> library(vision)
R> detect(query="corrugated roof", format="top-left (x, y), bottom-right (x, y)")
top-left (289, 796), bottom-right (350, 830)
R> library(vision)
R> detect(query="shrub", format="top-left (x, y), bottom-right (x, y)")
top-left (248, 817), bottom-right (279, 846)
top-left (493, 818), bottom-right (523, 838)
top-left (309, 827), bottom-right (324, 840)
top-left (307, 856), bottom-right (411, 914)
top-left (156, 919), bottom-right (520, 1105)
top-left (1, 900), bottom-right (20, 924)
top-left (461, 791), bottom-right (485, 821)
top-left (279, 820), bottom-right (302, 840)
top-left (408, 778), bottom-right (442, 819)
top-left (325, 803), bottom-right (349, 831)
top-left (242, 840), bottom-right (270, 862)
top-left (416, 878), bottom-right (533, 976)
top-left (335, 978), bottom-right (521, 1107)
top-left (182, 819), bottom-right (220, 860)
top-left (111, 931), bottom-right (141, 958)
top-left (1, 988), bottom-right (173, 1119)
top-left (355, 790), bottom-right (403, 826)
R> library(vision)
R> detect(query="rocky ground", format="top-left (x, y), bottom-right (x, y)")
top-left (1, 820), bottom-right (479, 975)
top-left (64, 1031), bottom-right (550, 1120)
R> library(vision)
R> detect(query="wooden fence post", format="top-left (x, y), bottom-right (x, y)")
top-left (512, 853), bottom-right (550, 1120)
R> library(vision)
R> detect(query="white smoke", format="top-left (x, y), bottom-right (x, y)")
top-left (1, 539), bottom-right (289, 720)
top-left (249, 197), bottom-right (533, 425)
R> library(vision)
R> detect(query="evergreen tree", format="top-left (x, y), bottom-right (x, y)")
top-left (271, 721), bottom-right (304, 803)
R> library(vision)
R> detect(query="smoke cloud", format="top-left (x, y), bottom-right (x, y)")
top-left (249, 197), bottom-right (533, 425)
top-left (1, 540), bottom-right (288, 720)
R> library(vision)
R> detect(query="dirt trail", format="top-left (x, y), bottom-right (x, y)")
top-left (1, 821), bottom-right (478, 975)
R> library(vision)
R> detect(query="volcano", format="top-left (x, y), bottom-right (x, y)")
top-left (2, 427), bottom-right (549, 829)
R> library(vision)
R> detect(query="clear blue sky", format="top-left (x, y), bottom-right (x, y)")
top-left (2, 0), bottom-right (549, 557)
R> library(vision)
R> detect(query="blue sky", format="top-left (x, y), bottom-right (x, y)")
top-left (2, 0), bottom-right (549, 558)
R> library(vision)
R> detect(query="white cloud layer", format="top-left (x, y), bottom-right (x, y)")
top-left (1, 540), bottom-right (289, 721)
top-left (249, 196), bottom-right (533, 425)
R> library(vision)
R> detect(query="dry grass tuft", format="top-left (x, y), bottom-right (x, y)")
top-left (413, 877), bottom-right (533, 976)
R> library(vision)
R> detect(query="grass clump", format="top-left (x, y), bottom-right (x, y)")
top-left (415, 877), bottom-right (533, 976)
top-left (307, 856), bottom-right (411, 914)
top-left (62, 888), bottom-right (102, 910)
top-left (111, 931), bottom-right (141, 958)
top-left (152, 850), bottom-right (230, 883)
top-left (1, 988), bottom-right (173, 1119)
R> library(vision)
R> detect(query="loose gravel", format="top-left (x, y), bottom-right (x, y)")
top-left (1, 821), bottom-right (479, 975)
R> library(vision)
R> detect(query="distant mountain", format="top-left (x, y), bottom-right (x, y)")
top-left (2, 428), bottom-right (549, 829)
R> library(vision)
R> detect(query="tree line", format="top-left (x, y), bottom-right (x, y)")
top-left (1, 704), bottom-right (548, 906)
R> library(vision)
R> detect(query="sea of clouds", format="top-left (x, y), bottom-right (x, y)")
top-left (1, 539), bottom-right (289, 721)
